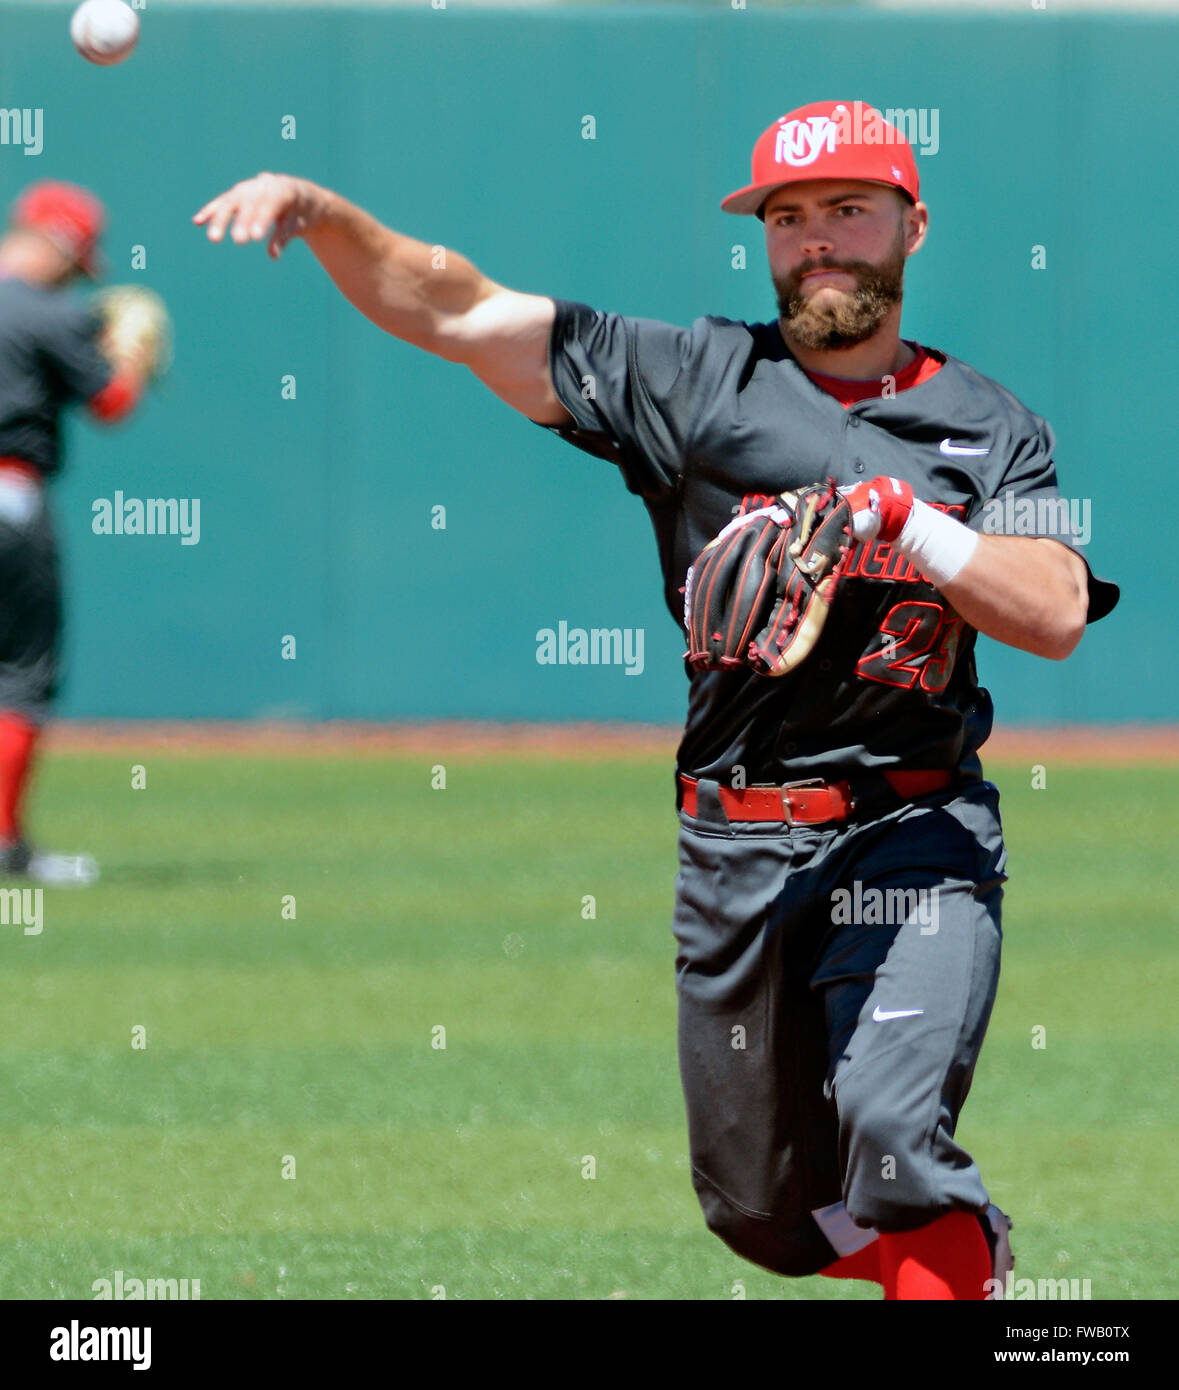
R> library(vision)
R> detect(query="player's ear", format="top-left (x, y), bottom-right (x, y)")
top-left (902, 197), bottom-right (929, 257)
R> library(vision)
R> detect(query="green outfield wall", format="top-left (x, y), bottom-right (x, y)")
top-left (0, 3), bottom-right (1169, 722)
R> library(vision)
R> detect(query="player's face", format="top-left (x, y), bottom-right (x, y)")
top-left (764, 181), bottom-right (911, 351)
top-left (23, 231), bottom-right (86, 286)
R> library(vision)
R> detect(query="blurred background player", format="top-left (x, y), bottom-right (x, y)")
top-left (0, 180), bottom-right (154, 884)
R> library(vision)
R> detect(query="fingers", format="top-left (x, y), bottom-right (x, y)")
top-left (191, 188), bottom-right (243, 242)
top-left (192, 174), bottom-right (291, 247)
top-left (849, 510), bottom-right (882, 544)
top-left (267, 207), bottom-right (302, 260)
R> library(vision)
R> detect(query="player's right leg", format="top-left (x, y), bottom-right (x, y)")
top-left (671, 776), bottom-right (848, 1278)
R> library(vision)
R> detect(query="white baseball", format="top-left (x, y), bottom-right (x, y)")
top-left (70, 0), bottom-right (140, 67)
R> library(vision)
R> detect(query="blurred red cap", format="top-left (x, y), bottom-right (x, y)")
top-left (10, 180), bottom-right (107, 277)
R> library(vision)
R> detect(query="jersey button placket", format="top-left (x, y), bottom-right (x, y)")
top-left (846, 411), bottom-right (865, 472)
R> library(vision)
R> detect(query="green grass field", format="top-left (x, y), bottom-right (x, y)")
top-left (0, 747), bottom-right (1174, 1300)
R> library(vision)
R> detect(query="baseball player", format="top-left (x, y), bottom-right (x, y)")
top-left (194, 100), bottom-right (1118, 1299)
top-left (0, 180), bottom-right (162, 884)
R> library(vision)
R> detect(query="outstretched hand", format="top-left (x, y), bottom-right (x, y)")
top-left (192, 172), bottom-right (324, 260)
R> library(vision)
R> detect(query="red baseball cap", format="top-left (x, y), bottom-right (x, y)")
top-left (721, 101), bottom-right (920, 219)
top-left (10, 180), bottom-right (106, 277)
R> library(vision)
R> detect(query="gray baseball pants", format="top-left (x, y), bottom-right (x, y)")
top-left (671, 774), bottom-right (1006, 1276)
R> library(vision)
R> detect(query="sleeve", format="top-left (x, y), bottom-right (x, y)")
top-left (968, 414), bottom-right (1119, 624)
top-left (39, 297), bottom-right (113, 405)
top-left (532, 298), bottom-right (705, 501)
top-left (88, 370), bottom-right (142, 423)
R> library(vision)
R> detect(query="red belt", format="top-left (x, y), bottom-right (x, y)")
top-left (0, 457), bottom-right (42, 485)
top-left (678, 770), bottom-right (952, 826)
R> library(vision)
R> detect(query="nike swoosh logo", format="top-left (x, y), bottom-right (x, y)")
top-left (939, 438), bottom-right (990, 456)
top-left (872, 1006), bottom-right (925, 1022)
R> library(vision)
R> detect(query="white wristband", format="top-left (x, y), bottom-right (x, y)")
top-left (893, 498), bottom-right (979, 588)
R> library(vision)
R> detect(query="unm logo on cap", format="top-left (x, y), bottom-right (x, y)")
top-left (775, 114), bottom-right (842, 168)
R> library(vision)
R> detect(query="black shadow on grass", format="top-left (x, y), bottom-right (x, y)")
top-left (93, 860), bottom-right (265, 886)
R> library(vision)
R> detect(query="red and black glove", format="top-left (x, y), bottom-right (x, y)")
top-left (684, 480), bottom-right (854, 677)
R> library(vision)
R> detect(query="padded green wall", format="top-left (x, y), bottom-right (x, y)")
top-left (0, 3), bottom-right (1168, 721)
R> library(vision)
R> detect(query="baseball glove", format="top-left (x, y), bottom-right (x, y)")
top-left (94, 285), bottom-right (173, 381)
top-left (684, 479), bottom-right (853, 677)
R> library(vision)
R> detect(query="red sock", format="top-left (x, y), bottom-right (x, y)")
top-left (0, 712), bottom-right (39, 843)
top-left (819, 1241), bottom-right (882, 1285)
top-left (878, 1211), bottom-right (991, 1300)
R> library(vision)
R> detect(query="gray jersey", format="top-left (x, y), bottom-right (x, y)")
top-left (533, 299), bottom-right (1118, 783)
top-left (0, 275), bottom-right (112, 478)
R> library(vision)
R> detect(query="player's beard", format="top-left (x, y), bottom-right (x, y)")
top-left (773, 224), bottom-right (906, 352)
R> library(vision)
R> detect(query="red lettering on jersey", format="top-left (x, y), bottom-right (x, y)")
top-left (842, 538), bottom-right (919, 583)
top-left (841, 499), bottom-right (968, 584)
top-left (857, 601), bottom-right (963, 693)
top-left (882, 543), bottom-right (920, 583)
top-left (927, 500), bottom-right (968, 522)
top-left (856, 539), bottom-right (892, 580)
top-left (735, 494), bottom-right (970, 585)
top-left (856, 600), bottom-right (944, 689)
top-left (737, 492), bottom-right (778, 516)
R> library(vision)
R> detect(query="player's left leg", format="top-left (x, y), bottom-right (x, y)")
top-left (0, 710), bottom-right (38, 865)
top-left (814, 781), bottom-right (1008, 1299)
top-left (0, 494), bottom-right (54, 864)
top-left (0, 489), bottom-right (97, 884)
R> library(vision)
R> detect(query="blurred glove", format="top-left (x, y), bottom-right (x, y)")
top-left (95, 285), bottom-right (173, 382)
